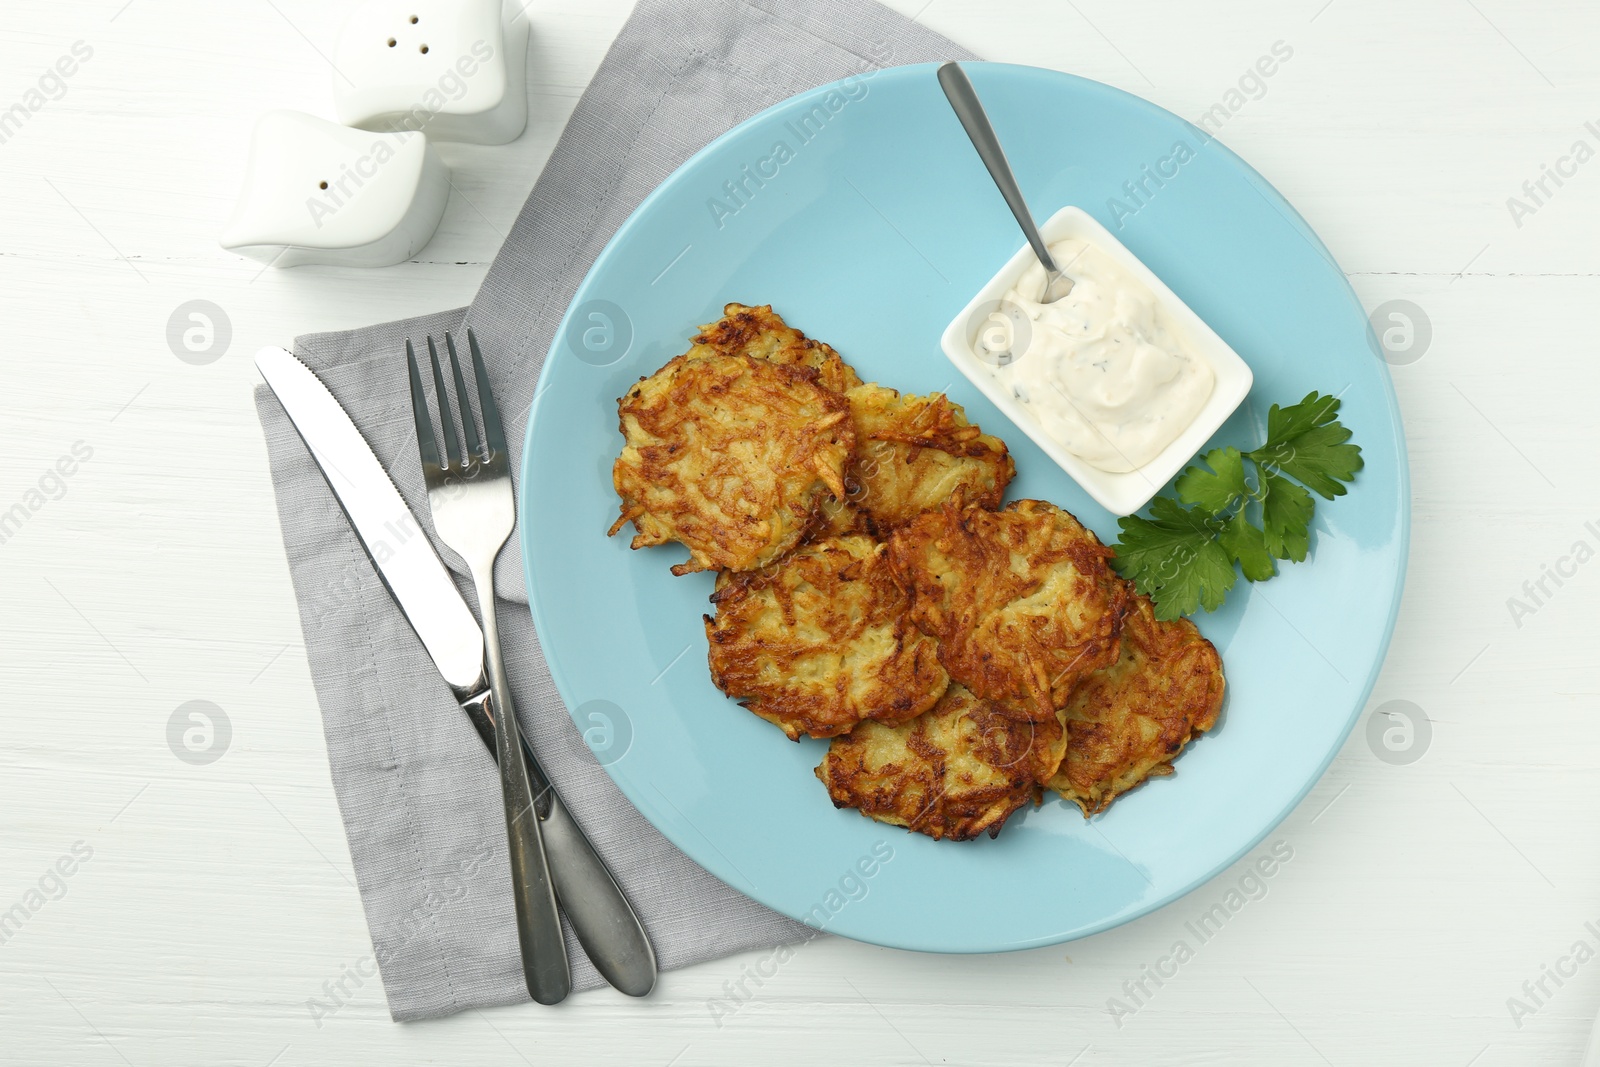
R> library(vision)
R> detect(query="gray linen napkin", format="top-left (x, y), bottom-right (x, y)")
top-left (254, 0), bottom-right (972, 1022)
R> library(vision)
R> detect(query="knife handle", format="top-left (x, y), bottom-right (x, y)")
top-left (463, 692), bottom-right (658, 997)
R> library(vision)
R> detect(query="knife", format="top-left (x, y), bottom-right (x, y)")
top-left (256, 345), bottom-right (657, 998)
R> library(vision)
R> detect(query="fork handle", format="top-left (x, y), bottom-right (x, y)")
top-left (461, 692), bottom-right (658, 997)
top-left (474, 567), bottom-right (571, 1005)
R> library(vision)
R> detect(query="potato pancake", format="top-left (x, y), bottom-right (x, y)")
top-left (842, 384), bottom-right (1014, 533)
top-left (1048, 593), bottom-right (1225, 815)
top-left (705, 534), bottom-right (948, 740)
top-left (812, 493), bottom-right (868, 539)
top-left (816, 684), bottom-right (1060, 841)
top-left (688, 303), bottom-right (862, 395)
top-left (609, 353), bottom-right (853, 575)
top-left (887, 499), bottom-right (1127, 722)
top-left (684, 309), bottom-right (1012, 534)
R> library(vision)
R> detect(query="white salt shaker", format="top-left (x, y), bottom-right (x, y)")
top-left (332, 0), bottom-right (531, 145)
top-left (218, 110), bottom-right (450, 269)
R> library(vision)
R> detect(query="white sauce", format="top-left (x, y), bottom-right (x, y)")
top-left (973, 238), bottom-right (1214, 473)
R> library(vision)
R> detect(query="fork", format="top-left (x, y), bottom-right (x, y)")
top-left (405, 330), bottom-right (570, 1005)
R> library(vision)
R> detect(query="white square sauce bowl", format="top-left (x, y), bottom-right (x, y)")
top-left (941, 206), bottom-right (1254, 516)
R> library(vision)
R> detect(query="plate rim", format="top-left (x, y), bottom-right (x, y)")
top-left (519, 60), bottom-right (1412, 953)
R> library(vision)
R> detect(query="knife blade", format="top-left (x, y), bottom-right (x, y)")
top-left (256, 346), bottom-right (657, 998)
top-left (257, 347), bottom-right (484, 691)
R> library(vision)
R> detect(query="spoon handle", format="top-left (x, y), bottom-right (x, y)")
top-left (937, 62), bottom-right (1059, 274)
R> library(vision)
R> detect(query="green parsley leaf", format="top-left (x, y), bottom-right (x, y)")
top-left (1110, 390), bottom-right (1361, 619)
top-left (1112, 497), bottom-right (1236, 620)
top-left (1248, 391), bottom-right (1364, 499)
top-left (1260, 470), bottom-right (1313, 562)
top-left (1175, 447), bottom-right (1247, 513)
top-left (1219, 509), bottom-right (1276, 582)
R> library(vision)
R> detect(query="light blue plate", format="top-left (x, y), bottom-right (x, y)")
top-left (519, 63), bottom-right (1408, 953)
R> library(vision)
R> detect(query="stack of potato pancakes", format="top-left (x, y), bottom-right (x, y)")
top-left (609, 305), bottom-right (1225, 841)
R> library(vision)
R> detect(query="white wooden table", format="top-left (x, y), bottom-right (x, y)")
top-left (3, 1), bottom-right (1595, 1063)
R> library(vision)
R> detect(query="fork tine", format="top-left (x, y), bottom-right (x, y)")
top-left (425, 336), bottom-right (461, 468)
top-left (466, 329), bottom-right (506, 457)
top-left (444, 332), bottom-right (483, 459)
top-left (405, 340), bottom-right (441, 472)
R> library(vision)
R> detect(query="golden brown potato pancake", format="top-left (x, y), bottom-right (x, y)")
top-left (687, 303), bottom-right (862, 395)
top-left (887, 499), bottom-right (1127, 722)
top-left (816, 684), bottom-right (1061, 841)
top-left (683, 309), bottom-right (1013, 536)
top-left (812, 493), bottom-right (868, 539)
top-left (705, 534), bottom-right (948, 740)
top-left (609, 353), bottom-right (852, 575)
top-left (840, 384), bottom-right (1014, 534)
top-left (1048, 593), bottom-right (1225, 816)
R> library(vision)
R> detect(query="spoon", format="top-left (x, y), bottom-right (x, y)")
top-left (937, 61), bottom-right (1074, 303)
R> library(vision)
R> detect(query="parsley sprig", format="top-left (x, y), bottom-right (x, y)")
top-left (1111, 392), bottom-right (1363, 620)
